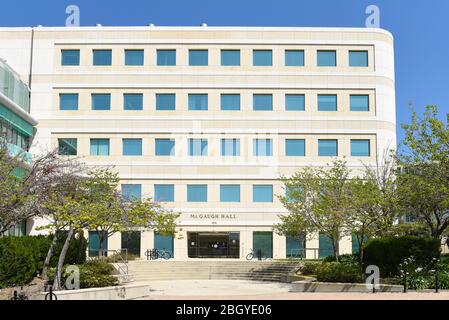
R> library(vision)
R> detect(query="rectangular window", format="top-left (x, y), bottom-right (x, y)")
top-left (188, 94), bottom-right (208, 111)
top-left (154, 184), bottom-right (174, 202)
top-left (220, 185), bottom-right (240, 202)
top-left (59, 94), bottom-right (79, 110)
top-left (90, 139), bottom-right (110, 156)
top-left (350, 95), bottom-right (369, 112)
top-left (125, 49), bottom-right (144, 66)
top-left (221, 94), bottom-right (240, 111)
top-left (93, 49), bottom-right (112, 66)
top-left (221, 50), bottom-right (240, 66)
top-left (61, 49), bottom-right (80, 66)
top-left (155, 139), bottom-right (175, 156)
top-left (285, 94), bottom-right (305, 111)
top-left (187, 184), bottom-right (207, 202)
top-left (92, 94), bottom-right (111, 110)
top-left (318, 139), bottom-right (338, 157)
top-left (253, 94), bottom-right (273, 111)
top-left (124, 94), bottom-right (143, 110)
top-left (157, 49), bottom-right (176, 66)
top-left (189, 139), bottom-right (208, 156)
top-left (253, 139), bottom-right (272, 156)
top-left (318, 94), bottom-right (337, 111)
top-left (317, 50), bottom-right (336, 67)
top-left (253, 185), bottom-right (273, 203)
top-left (58, 138), bottom-right (77, 156)
top-left (189, 50), bottom-right (208, 66)
top-left (349, 50), bottom-right (368, 67)
top-left (122, 184), bottom-right (142, 201)
top-left (351, 139), bottom-right (370, 157)
top-left (253, 50), bottom-right (272, 66)
top-left (285, 50), bottom-right (304, 66)
top-left (285, 139), bottom-right (305, 156)
top-left (221, 139), bottom-right (240, 156)
top-left (123, 138), bottom-right (142, 156)
top-left (156, 94), bottom-right (176, 111)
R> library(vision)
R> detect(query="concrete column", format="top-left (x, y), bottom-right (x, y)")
top-left (108, 232), bottom-right (121, 253)
top-left (339, 234), bottom-right (353, 255)
top-left (174, 228), bottom-right (188, 260)
top-left (273, 233), bottom-right (286, 259)
top-left (306, 232), bottom-right (319, 260)
top-left (140, 229), bottom-right (153, 259)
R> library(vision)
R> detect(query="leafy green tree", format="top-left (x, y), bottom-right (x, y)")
top-left (397, 105), bottom-right (449, 239)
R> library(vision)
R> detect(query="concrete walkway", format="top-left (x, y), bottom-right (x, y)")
top-left (137, 279), bottom-right (449, 300)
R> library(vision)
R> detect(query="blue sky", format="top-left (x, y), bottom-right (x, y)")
top-left (1, 0), bottom-right (448, 147)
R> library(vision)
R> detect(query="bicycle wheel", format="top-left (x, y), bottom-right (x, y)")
top-left (163, 252), bottom-right (172, 260)
top-left (246, 253), bottom-right (253, 261)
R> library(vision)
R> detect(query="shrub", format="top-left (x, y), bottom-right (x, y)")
top-left (323, 254), bottom-right (360, 266)
top-left (316, 262), bottom-right (363, 283)
top-left (0, 237), bottom-right (36, 288)
top-left (363, 236), bottom-right (440, 277)
top-left (49, 232), bottom-right (87, 267)
top-left (299, 262), bottom-right (322, 276)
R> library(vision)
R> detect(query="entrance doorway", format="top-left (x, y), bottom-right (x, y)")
top-left (188, 232), bottom-right (240, 258)
top-left (121, 231), bottom-right (141, 257)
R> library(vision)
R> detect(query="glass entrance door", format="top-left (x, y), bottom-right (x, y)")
top-left (188, 232), bottom-right (240, 258)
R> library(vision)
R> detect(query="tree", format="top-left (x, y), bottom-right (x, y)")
top-left (397, 105), bottom-right (449, 239)
top-left (278, 160), bottom-right (352, 261)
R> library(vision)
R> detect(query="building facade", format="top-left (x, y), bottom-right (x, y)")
top-left (0, 26), bottom-right (396, 259)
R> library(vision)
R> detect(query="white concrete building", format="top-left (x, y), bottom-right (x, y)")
top-left (0, 26), bottom-right (396, 260)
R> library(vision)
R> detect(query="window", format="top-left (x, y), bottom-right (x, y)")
top-left (187, 185), bottom-right (207, 202)
top-left (122, 184), bottom-right (142, 201)
top-left (285, 94), bottom-right (305, 111)
top-left (350, 95), bottom-right (369, 112)
top-left (253, 185), bottom-right (273, 203)
top-left (93, 49), bottom-right (112, 66)
top-left (318, 139), bottom-right (338, 157)
top-left (155, 139), bottom-right (175, 156)
top-left (318, 94), bottom-right (337, 111)
top-left (351, 139), bottom-right (370, 157)
top-left (221, 139), bottom-right (240, 156)
top-left (221, 94), bottom-right (240, 111)
top-left (156, 94), bottom-right (176, 111)
top-left (125, 50), bottom-right (144, 66)
top-left (90, 139), bottom-right (110, 156)
top-left (154, 184), bottom-right (174, 202)
top-left (92, 94), bottom-right (111, 110)
top-left (188, 94), bottom-right (208, 111)
top-left (59, 94), bottom-right (79, 110)
top-left (123, 138), bottom-right (142, 156)
top-left (253, 94), bottom-right (273, 111)
top-left (157, 49), bottom-right (176, 66)
top-left (61, 50), bottom-right (80, 66)
top-left (189, 139), bottom-right (208, 156)
top-left (124, 94), bottom-right (143, 110)
top-left (285, 50), bottom-right (304, 66)
top-left (220, 185), bottom-right (240, 202)
top-left (253, 139), bottom-right (272, 156)
top-left (285, 139), bottom-right (305, 156)
top-left (317, 50), bottom-right (336, 67)
top-left (221, 50), bottom-right (240, 66)
top-left (189, 50), bottom-right (208, 66)
top-left (253, 50), bottom-right (272, 66)
top-left (58, 138), bottom-right (77, 156)
top-left (349, 50), bottom-right (368, 67)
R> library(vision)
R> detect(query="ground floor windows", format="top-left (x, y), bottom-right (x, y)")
top-left (252, 231), bottom-right (273, 259)
top-left (121, 231), bottom-right (141, 256)
top-left (88, 231), bottom-right (108, 257)
top-left (286, 235), bottom-right (305, 258)
top-left (318, 233), bottom-right (334, 258)
top-left (4, 220), bottom-right (27, 237)
top-left (188, 232), bottom-right (240, 258)
top-left (154, 232), bottom-right (174, 258)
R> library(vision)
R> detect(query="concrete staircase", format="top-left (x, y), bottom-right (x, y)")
top-left (127, 260), bottom-right (301, 283)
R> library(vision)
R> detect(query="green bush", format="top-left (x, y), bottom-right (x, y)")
top-left (316, 262), bottom-right (363, 283)
top-left (363, 236), bottom-right (440, 277)
top-left (0, 237), bottom-right (36, 288)
top-left (49, 260), bottom-right (118, 289)
top-left (323, 254), bottom-right (360, 266)
top-left (299, 262), bottom-right (322, 276)
top-left (49, 232), bottom-right (87, 267)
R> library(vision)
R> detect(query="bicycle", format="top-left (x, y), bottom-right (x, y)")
top-left (246, 248), bottom-right (259, 261)
top-left (154, 248), bottom-right (172, 260)
top-left (10, 285), bottom-right (29, 300)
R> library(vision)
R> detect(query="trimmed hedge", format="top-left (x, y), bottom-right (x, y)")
top-left (316, 262), bottom-right (362, 283)
top-left (0, 234), bottom-right (87, 288)
top-left (363, 236), bottom-right (441, 277)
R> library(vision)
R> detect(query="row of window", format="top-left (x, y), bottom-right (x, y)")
top-left (122, 183), bottom-right (275, 203)
top-left (59, 93), bottom-right (370, 112)
top-left (61, 48), bottom-right (369, 67)
top-left (58, 138), bottom-right (371, 157)
top-left (0, 118), bottom-right (31, 151)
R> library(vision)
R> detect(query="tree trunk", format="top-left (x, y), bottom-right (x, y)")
top-left (76, 231), bottom-right (85, 264)
top-left (53, 228), bottom-right (74, 291)
top-left (333, 237), bottom-right (340, 262)
top-left (42, 232), bottom-right (59, 279)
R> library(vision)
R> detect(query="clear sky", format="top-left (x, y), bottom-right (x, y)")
top-left (1, 0), bottom-right (448, 147)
